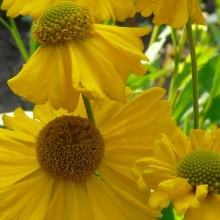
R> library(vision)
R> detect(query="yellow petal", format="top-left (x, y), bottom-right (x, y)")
top-left (142, 165), bottom-right (176, 188)
top-left (1, 0), bottom-right (52, 18)
top-left (0, 148), bottom-right (38, 188)
top-left (159, 178), bottom-right (192, 197)
top-left (86, 175), bottom-right (125, 219)
top-left (154, 133), bottom-right (176, 167)
top-left (184, 194), bottom-right (220, 220)
top-left (79, 0), bottom-right (135, 22)
top-left (172, 128), bottom-right (191, 158)
top-left (173, 185), bottom-right (208, 215)
top-left (149, 190), bottom-right (170, 209)
top-left (174, 191), bottom-right (199, 215)
top-left (2, 108), bottom-right (41, 139)
top-left (69, 38), bottom-right (126, 101)
top-left (99, 87), bottom-right (176, 151)
top-left (46, 181), bottom-right (93, 220)
top-left (98, 164), bottom-right (160, 218)
top-left (8, 44), bottom-right (80, 112)
top-left (0, 172), bottom-right (54, 219)
top-left (94, 24), bottom-right (150, 76)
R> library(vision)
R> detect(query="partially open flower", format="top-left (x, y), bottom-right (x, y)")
top-left (134, 128), bottom-right (220, 220)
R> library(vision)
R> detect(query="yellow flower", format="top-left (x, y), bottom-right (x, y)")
top-left (1, 0), bottom-right (135, 22)
top-left (135, 0), bottom-right (205, 28)
top-left (134, 128), bottom-right (220, 219)
top-left (0, 87), bottom-right (176, 219)
top-left (7, 1), bottom-right (150, 112)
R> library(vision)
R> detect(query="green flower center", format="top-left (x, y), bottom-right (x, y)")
top-left (36, 116), bottom-right (104, 181)
top-left (33, 1), bottom-right (95, 44)
top-left (176, 149), bottom-right (220, 193)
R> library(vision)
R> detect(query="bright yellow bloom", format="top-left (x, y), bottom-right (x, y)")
top-left (0, 88), bottom-right (176, 219)
top-left (7, 1), bottom-right (150, 112)
top-left (1, 0), bottom-right (135, 22)
top-left (134, 128), bottom-right (220, 219)
top-left (135, 0), bottom-right (205, 28)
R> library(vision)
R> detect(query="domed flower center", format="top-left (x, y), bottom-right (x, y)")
top-left (36, 116), bottom-right (104, 181)
top-left (33, 1), bottom-right (95, 44)
top-left (176, 149), bottom-right (220, 193)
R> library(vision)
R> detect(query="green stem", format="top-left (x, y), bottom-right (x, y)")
top-left (9, 18), bottom-right (29, 61)
top-left (186, 19), bottom-right (199, 129)
top-left (149, 26), bottom-right (160, 46)
top-left (168, 28), bottom-right (187, 102)
top-left (82, 95), bottom-right (95, 124)
top-left (0, 18), bottom-right (30, 61)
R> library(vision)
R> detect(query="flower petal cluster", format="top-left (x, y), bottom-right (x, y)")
top-left (135, 0), bottom-right (205, 28)
top-left (134, 128), bottom-right (220, 219)
top-left (7, 1), bottom-right (150, 112)
top-left (0, 88), bottom-right (176, 219)
top-left (1, 0), bottom-right (135, 21)
top-left (8, 24), bottom-right (150, 111)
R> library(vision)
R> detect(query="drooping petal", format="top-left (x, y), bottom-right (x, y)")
top-left (94, 24), bottom-right (150, 76)
top-left (8, 44), bottom-right (80, 112)
top-left (135, 0), bottom-right (205, 28)
top-left (1, 0), bottom-right (136, 21)
top-left (78, 0), bottom-right (135, 22)
top-left (69, 39), bottom-right (126, 101)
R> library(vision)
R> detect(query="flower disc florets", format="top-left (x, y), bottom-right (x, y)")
top-left (36, 116), bottom-right (104, 181)
top-left (176, 149), bottom-right (220, 193)
top-left (33, 1), bottom-right (95, 44)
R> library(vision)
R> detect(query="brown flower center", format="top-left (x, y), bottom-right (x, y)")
top-left (33, 1), bottom-right (95, 44)
top-left (176, 149), bottom-right (220, 193)
top-left (36, 116), bottom-right (104, 181)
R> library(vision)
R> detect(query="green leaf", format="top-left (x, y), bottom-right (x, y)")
top-left (158, 203), bottom-right (175, 220)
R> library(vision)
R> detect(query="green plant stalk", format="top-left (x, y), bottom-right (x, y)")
top-left (0, 18), bottom-right (28, 61)
top-left (168, 27), bottom-right (187, 103)
top-left (149, 25), bottom-right (160, 46)
top-left (82, 95), bottom-right (95, 124)
top-left (9, 18), bottom-right (29, 61)
top-left (186, 19), bottom-right (199, 129)
top-left (169, 27), bottom-right (179, 101)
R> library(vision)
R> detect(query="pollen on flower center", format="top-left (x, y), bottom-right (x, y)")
top-left (36, 116), bottom-right (104, 181)
top-left (176, 149), bottom-right (220, 193)
top-left (33, 1), bottom-right (95, 44)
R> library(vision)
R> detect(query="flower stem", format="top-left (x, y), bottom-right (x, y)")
top-left (186, 19), bottom-right (199, 129)
top-left (0, 17), bottom-right (29, 61)
top-left (9, 18), bottom-right (29, 61)
top-left (149, 26), bottom-right (160, 46)
top-left (82, 95), bottom-right (95, 124)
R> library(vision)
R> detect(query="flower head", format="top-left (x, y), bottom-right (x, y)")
top-left (1, 0), bottom-right (135, 22)
top-left (7, 1), bottom-right (150, 112)
top-left (0, 87), bottom-right (176, 219)
top-left (135, 0), bottom-right (205, 28)
top-left (134, 128), bottom-right (220, 219)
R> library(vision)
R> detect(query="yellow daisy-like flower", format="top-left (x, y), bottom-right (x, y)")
top-left (1, 0), bottom-right (135, 22)
top-left (134, 128), bottom-right (220, 219)
top-left (0, 88), bottom-right (176, 219)
top-left (7, 1), bottom-right (150, 112)
top-left (135, 0), bottom-right (205, 28)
